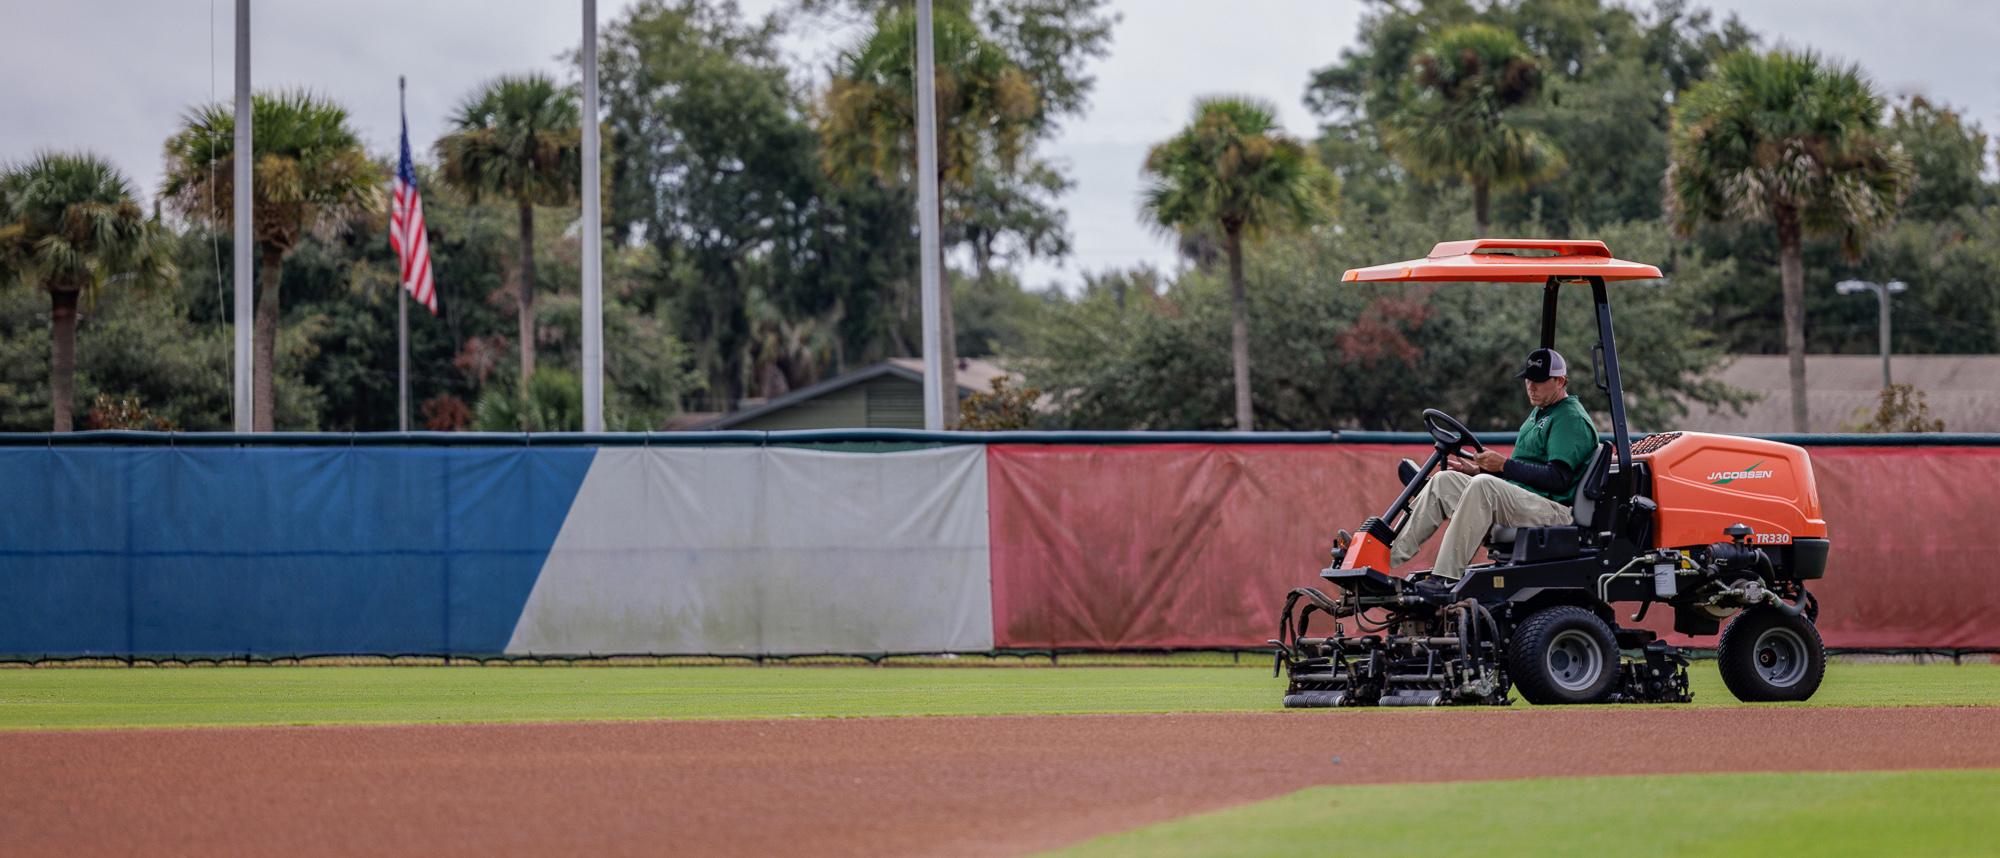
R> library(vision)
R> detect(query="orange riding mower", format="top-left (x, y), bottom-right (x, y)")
top-left (1273, 240), bottom-right (1828, 706)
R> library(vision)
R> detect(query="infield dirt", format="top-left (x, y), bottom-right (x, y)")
top-left (4, 706), bottom-right (1997, 857)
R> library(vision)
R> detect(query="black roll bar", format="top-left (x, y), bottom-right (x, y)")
top-left (1588, 277), bottom-right (1634, 492)
top-left (1538, 276), bottom-right (1633, 495)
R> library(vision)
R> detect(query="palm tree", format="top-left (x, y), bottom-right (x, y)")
top-left (436, 73), bottom-right (583, 396)
top-left (1141, 97), bottom-right (1336, 431)
top-left (1384, 24), bottom-right (1564, 236)
top-left (473, 369), bottom-right (583, 433)
top-left (1667, 50), bottom-right (1913, 432)
top-left (0, 152), bottom-right (174, 431)
top-left (739, 286), bottom-right (841, 399)
top-left (821, 7), bottom-right (1036, 427)
top-left (162, 90), bottom-right (381, 431)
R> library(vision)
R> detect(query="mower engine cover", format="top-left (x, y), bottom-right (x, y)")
top-left (1632, 431), bottom-right (1828, 577)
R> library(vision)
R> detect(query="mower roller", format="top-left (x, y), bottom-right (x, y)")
top-left (1273, 239), bottom-right (1830, 707)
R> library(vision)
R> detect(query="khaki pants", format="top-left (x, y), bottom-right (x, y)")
top-left (1390, 471), bottom-right (1573, 580)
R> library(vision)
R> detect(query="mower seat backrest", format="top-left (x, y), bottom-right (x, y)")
top-left (1569, 441), bottom-right (1613, 533)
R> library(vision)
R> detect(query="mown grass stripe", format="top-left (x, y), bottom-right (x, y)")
top-left (0, 662), bottom-right (1994, 730)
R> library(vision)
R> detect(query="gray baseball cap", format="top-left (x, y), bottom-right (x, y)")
top-left (1515, 348), bottom-right (1568, 381)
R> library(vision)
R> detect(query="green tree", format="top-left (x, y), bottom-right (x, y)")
top-left (1140, 97), bottom-right (1335, 430)
top-left (958, 374), bottom-right (1040, 429)
top-left (1667, 50), bottom-right (1913, 432)
top-left (953, 158), bottom-right (1070, 286)
top-left (1305, 0), bottom-right (1755, 233)
top-left (82, 294), bottom-right (240, 430)
top-left (821, 5), bottom-right (1039, 426)
top-left (838, 1), bottom-right (1109, 282)
top-left (599, 0), bottom-right (884, 409)
top-left (436, 73), bottom-right (583, 399)
top-left (161, 90), bottom-right (381, 431)
top-left (1886, 96), bottom-right (1994, 221)
top-left (0, 247), bottom-right (242, 433)
top-left (474, 369), bottom-right (582, 432)
top-left (1027, 217), bottom-right (1744, 432)
top-left (952, 268), bottom-right (1048, 358)
top-left (0, 153), bottom-right (175, 431)
top-left (735, 285), bottom-right (839, 399)
top-left (1383, 23), bottom-right (1564, 236)
top-left (800, 0), bottom-right (1115, 127)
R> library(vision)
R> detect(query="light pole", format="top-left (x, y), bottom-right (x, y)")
top-left (580, 0), bottom-right (604, 432)
top-left (914, 0), bottom-right (944, 431)
top-left (233, 0), bottom-right (252, 432)
top-left (1835, 279), bottom-right (1907, 390)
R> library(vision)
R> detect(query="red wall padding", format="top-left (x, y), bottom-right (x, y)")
top-left (986, 443), bottom-right (2000, 650)
top-left (1801, 447), bottom-right (2000, 648)
top-left (988, 444), bottom-right (1427, 649)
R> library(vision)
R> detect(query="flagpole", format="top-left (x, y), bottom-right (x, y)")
top-left (399, 263), bottom-right (410, 431)
top-left (398, 75), bottom-right (411, 433)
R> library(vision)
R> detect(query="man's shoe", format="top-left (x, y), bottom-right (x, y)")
top-left (1410, 574), bottom-right (1459, 595)
top-left (1397, 458), bottom-right (1420, 486)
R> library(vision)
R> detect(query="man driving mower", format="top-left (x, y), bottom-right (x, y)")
top-left (1389, 347), bottom-right (1597, 592)
top-left (1277, 239), bottom-right (1830, 708)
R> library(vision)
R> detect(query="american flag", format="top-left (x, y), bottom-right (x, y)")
top-left (390, 108), bottom-right (437, 313)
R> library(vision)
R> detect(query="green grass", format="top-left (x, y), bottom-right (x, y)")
top-left (1047, 769), bottom-right (2000, 857)
top-left (0, 661), bottom-right (1994, 730)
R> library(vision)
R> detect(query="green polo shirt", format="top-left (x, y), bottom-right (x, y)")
top-left (1511, 393), bottom-right (1597, 504)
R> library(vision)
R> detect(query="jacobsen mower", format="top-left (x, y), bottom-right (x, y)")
top-left (1273, 239), bottom-right (1830, 707)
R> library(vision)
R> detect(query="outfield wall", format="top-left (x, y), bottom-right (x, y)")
top-left (989, 442), bottom-right (2000, 652)
top-left (2, 432), bottom-right (1995, 657)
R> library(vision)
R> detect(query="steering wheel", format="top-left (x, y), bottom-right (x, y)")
top-left (1422, 408), bottom-right (1486, 455)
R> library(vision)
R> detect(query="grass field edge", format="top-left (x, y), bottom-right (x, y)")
top-left (1043, 767), bottom-right (2000, 857)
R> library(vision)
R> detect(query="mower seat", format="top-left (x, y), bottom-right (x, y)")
top-left (1487, 442), bottom-right (1612, 561)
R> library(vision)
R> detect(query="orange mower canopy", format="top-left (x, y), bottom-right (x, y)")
top-left (1342, 238), bottom-right (1663, 283)
top-left (1338, 237), bottom-right (1662, 498)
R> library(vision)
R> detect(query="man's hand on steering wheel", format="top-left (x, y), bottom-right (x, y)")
top-left (1424, 408), bottom-right (1505, 475)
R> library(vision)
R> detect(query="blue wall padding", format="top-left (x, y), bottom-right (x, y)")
top-left (0, 447), bottom-right (595, 657)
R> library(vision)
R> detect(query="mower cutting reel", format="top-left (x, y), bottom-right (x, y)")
top-left (1273, 571), bottom-right (1693, 708)
top-left (1273, 585), bottom-right (1512, 708)
top-left (1275, 240), bottom-right (1829, 707)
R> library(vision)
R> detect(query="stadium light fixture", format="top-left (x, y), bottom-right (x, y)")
top-left (1834, 279), bottom-right (1908, 389)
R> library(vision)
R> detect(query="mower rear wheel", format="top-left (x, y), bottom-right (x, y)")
top-left (1508, 606), bottom-right (1620, 705)
top-left (1717, 607), bottom-right (1825, 702)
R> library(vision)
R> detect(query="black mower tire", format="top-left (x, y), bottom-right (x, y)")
top-left (1508, 606), bottom-right (1620, 705)
top-left (1717, 606), bottom-right (1825, 702)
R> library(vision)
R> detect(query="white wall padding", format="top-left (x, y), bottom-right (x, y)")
top-left (506, 446), bottom-right (994, 655)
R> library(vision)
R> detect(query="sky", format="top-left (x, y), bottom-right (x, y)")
top-left (3, 0), bottom-right (1996, 293)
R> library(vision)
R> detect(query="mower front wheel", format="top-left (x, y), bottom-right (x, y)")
top-left (1717, 607), bottom-right (1825, 702)
top-left (1508, 606), bottom-right (1620, 705)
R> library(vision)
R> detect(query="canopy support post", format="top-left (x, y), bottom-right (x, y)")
top-left (1539, 277), bottom-right (1560, 349)
top-left (1590, 277), bottom-right (1633, 492)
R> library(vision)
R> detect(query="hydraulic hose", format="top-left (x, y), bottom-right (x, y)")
top-left (1767, 592), bottom-right (1805, 618)
top-left (1597, 554), bottom-right (1655, 602)
top-left (1455, 599), bottom-right (1501, 655)
top-left (1458, 601), bottom-right (1481, 695)
top-left (1475, 601), bottom-right (1501, 651)
top-left (1702, 580), bottom-right (1806, 618)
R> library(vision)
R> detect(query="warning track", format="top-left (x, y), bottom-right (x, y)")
top-left (4, 707), bottom-right (1997, 857)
